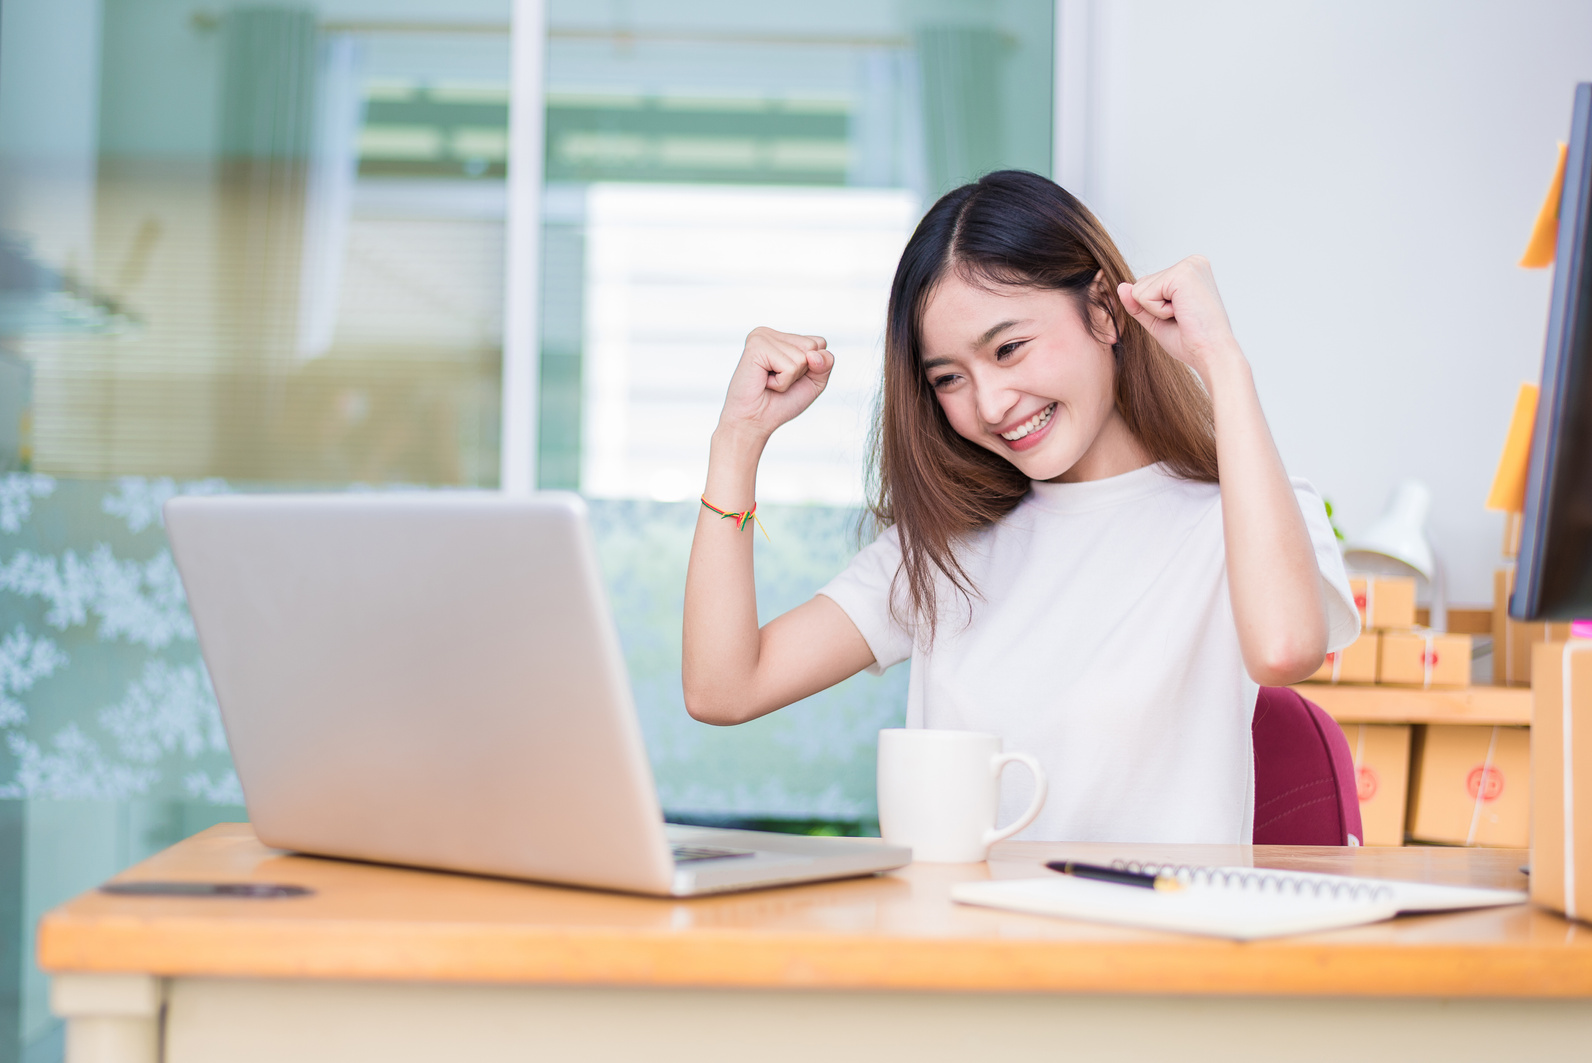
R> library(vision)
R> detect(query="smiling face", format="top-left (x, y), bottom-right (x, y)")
top-left (918, 271), bottom-right (1149, 483)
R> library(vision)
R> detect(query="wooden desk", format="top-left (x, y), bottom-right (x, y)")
top-left (38, 825), bottom-right (1592, 1063)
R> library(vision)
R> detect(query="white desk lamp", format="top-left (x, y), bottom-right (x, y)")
top-left (1343, 479), bottom-right (1447, 632)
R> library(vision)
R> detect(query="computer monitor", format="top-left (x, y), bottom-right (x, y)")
top-left (1513, 81), bottom-right (1592, 622)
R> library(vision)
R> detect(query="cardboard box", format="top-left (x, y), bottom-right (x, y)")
top-left (1307, 631), bottom-right (1380, 684)
top-left (1492, 567), bottom-right (1572, 685)
top-left (1349, 575), bottom-right (1417, 631)
top-left (1337, 722), bottom-right (1412, 846)
top-left (1378, 630), bottom-right (1472, 688)
top-left (1406, 724), bottom-right (1529, 847)
top-left (1530, 641), bottom-right (1592, 921)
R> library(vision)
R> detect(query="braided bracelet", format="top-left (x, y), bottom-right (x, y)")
top-left (700, 496), bottom-right (770, 541)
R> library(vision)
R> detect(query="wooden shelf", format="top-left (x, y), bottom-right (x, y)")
top-left (1292, 683), bottom-right (1531, 726)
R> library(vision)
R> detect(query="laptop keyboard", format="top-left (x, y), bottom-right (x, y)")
top-left (672, 845), bottom-right (755, 864)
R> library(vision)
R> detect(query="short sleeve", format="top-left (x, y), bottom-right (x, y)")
top-left (815, 524), bottom-right (915, 675)
top-left (1293, 477), bottom-right (1361, 652)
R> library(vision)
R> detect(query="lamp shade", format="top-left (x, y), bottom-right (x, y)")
top-left (1343, 479), bottom-right (1435, 580)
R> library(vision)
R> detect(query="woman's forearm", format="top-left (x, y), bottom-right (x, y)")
top-left (1205, 348), bottom-right (1329, 685)
top-left (682, 426), bottom-right (767, 723)
top-left (682, 427), bottom-right (878, 724)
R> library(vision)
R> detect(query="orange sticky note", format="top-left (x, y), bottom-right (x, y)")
top-left (1486, 382), bottom-right (1539, 512)
top-left (1520, 142), bottom-right (1567, 268)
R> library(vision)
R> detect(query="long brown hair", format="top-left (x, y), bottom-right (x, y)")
top-left (870, 170), bottom-right (1218, 635)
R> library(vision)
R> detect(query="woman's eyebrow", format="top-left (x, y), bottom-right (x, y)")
top-left (975, 319), bottom-right (1023, 347)
top-left (921, 320), bottom-right (1030, 370)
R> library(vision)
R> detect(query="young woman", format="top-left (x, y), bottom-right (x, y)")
top-left (681, 170), bottom-right (1358, 844)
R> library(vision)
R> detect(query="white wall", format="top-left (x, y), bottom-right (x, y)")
top-left (1064, 0), bottom-right (1592, 605)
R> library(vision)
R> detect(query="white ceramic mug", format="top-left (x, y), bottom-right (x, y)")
top-left (876, 728), bottom-right (1048, 862)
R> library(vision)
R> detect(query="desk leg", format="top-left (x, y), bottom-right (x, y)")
top-left (51, 974), bottom-right (165, 1063)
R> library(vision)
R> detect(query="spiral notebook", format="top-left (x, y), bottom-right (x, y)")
top-left (950, 862), bottom-right (1527, 940)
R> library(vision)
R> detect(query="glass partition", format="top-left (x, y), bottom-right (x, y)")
top-left (0, 5), bottom-right (516, 1059)
top-left (0, 3), bottom-right (1054, 1059)
top-left (7, 2), bottom-right (511, 486)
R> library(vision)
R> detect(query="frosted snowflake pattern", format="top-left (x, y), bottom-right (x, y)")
top-left (0, 478), bottom-right (239, 804)
top-left (183, 769), bottom-right (244, 804)
top-left (0, 624), bottom-right (68, 727)
top-left (99, 659), bottom-right (226, 763)
top-left (0, 545), bottom-right (195, 647)
top-left (0, 725), bottom-right (158, 800)
top-left (0, 473), bottom-right (55, 534)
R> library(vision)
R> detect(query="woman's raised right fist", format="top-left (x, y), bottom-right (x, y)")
top-left (716, 326), bottom-right (835, 441)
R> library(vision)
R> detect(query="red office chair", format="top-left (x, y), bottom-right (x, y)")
top-left (1252, 686), bottom-right (1363, 845)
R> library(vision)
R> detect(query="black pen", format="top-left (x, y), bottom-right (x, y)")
top-left (1047, 860), bottom-right (1184, 892)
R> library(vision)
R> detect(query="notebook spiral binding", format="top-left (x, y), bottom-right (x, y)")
top-left (1112, 861), bottom-right (1396, 904)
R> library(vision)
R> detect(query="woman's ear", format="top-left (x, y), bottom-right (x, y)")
top-left (1088, 270), bottom-right (1121, 346)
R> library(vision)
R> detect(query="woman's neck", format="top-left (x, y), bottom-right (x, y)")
top-left (1047, 410), bottom-right (1152, 483)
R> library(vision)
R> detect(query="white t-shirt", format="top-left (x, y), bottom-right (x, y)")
top-left (817, 462), bottom-right (1359, 844)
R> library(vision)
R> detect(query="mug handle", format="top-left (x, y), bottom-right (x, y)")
top-left (983, 752), bottom-right (1048, 847)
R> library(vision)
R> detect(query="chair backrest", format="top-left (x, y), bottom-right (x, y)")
top-left (1252, 686), bottom-right (1363, 845)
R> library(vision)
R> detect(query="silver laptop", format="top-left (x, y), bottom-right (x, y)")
top-left (163, 491), bottom-right (909, 896)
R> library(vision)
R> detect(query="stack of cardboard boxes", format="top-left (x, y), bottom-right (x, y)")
top-left (1307, 576), bottom-right (1473, 687)
top-left (1398, 566), bottom-right (1554, 849)
top-left (1302, 574), bottom-right (1537, 847)
top-left (1403, 567), bottom-right (1581, 849)
top-left (1302, 567), bottom-right (1561, 848)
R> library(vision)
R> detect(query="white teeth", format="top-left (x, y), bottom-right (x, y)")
top-left (1001, 403), bottom-right (1055, 441)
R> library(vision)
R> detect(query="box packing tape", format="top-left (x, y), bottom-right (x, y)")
top-left (1464, 726), bottom-right (1503, 847)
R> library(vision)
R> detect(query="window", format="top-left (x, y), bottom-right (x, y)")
top-left (538, 2), bottom-right (1056, 497)
top-left (579, 183), bottom-right (916, 504)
